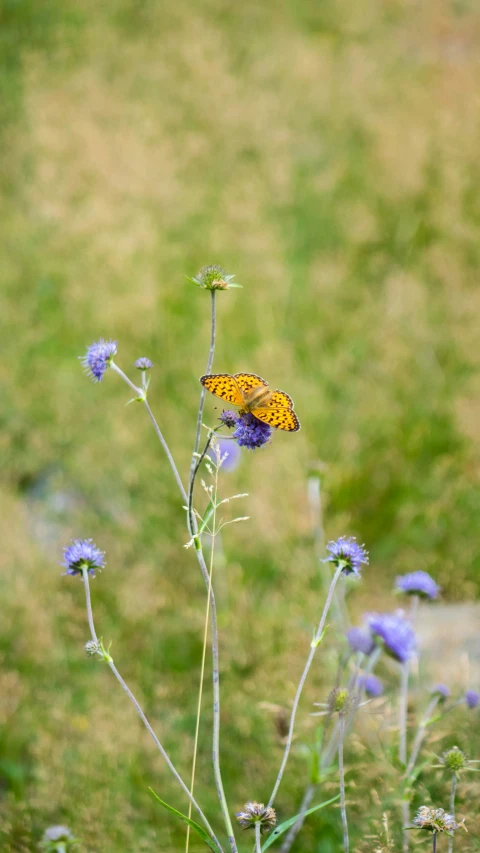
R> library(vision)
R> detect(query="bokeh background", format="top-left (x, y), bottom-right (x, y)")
top-left (2, 0), bottom-right (480, 850)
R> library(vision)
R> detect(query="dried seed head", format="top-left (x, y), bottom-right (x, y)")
top-left (236, 801), bottom-right (277, 833)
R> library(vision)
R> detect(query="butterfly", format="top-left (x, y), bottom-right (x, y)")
top-left (199, 372), bottom-right (300, 432)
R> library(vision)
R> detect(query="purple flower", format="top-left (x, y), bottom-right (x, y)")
top-left (359, 674), bottom-right (383, 697)
top-left (219, 410), bottom-right (238, 429)
top-left (395, 571), bottom-right (440, 600)
top-left (325, 536), bottom-right (369, 577)
top-left (465, 690), bottom-right (480, 709)
top-left (432, 683), bottom-right (450, 701)
top-left (61, 539), bottom-right (105, 577)
top-left (208, 438), bottom-right (241, 472)
top-left (346, 627), bottom-right (375, 656)
top-left (80, 339), bottom-right (117, 382)
top-left (232, 413), bottom-right (272, 450)
top-left (135, 357), bottom-right (153, 370)
top-left (368, 612), bottom-right (416, 663)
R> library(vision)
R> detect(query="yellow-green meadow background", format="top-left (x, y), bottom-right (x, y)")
top-left (1, 0), bottom-right (480, 850)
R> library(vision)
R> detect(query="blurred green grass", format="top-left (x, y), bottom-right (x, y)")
top-left (1, 0), bottom-right (480, 849)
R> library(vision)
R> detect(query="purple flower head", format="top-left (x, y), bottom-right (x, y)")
top-left (395, 571), bottom-right (440, 600)
top-left (208, 438), bottom-right (241, 472)
top-left (219, 410), bottom-right (238, 429)
top-left (61, 538), bottom-right (105, 577)
top-left (135, 357), bottom-right (153, 370)
top-left (368, 611), bottom-right (416, 663)
top-left (432, 683), bottom-right (450, 701)
top-left (232, 413), bottom-right (272, 450)
top-left (80, 339), bottom-right (117, 382)
top-left (325, 536), bottom-right (369, 577)
top-left (346, 627), bottom-right (376, 656)
top-left (359, 674), bottom-right (383, 697)
top-left (465, 690), bottom-right (480, 709)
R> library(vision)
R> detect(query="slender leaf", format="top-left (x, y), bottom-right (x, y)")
top-left (261, 795), bottom-right (340, 850)
top-left (148, 788), bottom-right (220, 853)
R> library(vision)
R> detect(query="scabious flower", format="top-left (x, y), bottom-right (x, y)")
top-left (232, 413), bottom-right (272, 449)
top-left (368, 612), bottom-right (416, 663)
top-left (208, 438), bottom-right (241, 472)
top-left (80, 339), bottom-right (117, 382)
top-left (325, 536), bottom-right (369, 577)
top-left (412, 806), bottom-right (464, 835)
top-left (431, 684), bottom-right (450, 701)
top-left (190, 265), bottom-right (240, 291)
top-left (465, 690), bottom-right (479, 709)
top-left (346, 626), bottom-right (376, 656)
top-left (236, 802), bottom-right (277, 833)
top-left (135, 357), bottom-right (153, 370)
top-left (359, 674), bottom-right (383, 697)
top-left (85, 640), bottom-right (101, 657)
top-left (40, 825), bottom-right (77, 851)
top-left (61, 539), bottom-right (105, 577)
top-left (219, 410), bottom-right (238, 429)
top-left (395, 571), bottom-right (440, 600)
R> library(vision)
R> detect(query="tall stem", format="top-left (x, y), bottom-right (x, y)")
top-left (185, 459), bottom-right (218, 853)
top-left (448, 774), bottom-right (457, 853)
top-left (338, 714), bottom-right (349, 853)
top-left (111, 355), bottom-right (236, 852)
top-left (255, 823), bottom-right (262, 853)
top-left (80, 569), bottom-right (223, 853)
top-left (432, 832), bottom-right (437, 853)
top-left (110, 363), bottom-right (188, 504)
top-left (267, 564), bottom-right (344, 808)
top-left (402, 799), bottom-right (410, 853)
top-left (399, 661), bottom-right (409, 767)
top-left (404, 696), bottom-right (439, 779)
top-left (279, 784), bottom-right (316, 853)
top-left (190, 290), bottom-right (216, 491)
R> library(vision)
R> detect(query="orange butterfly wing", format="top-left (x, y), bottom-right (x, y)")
top-left (269, 389), bottom-right (295, 408)
top-left (253, 407), bottom-right (301, 432)
top-left (233, 372), bottom-right (269, 394)
top-left (200, 374), bottom-right (244, 407)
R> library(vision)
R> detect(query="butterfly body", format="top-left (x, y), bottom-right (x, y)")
top-left (200, 372), bottom-right (300, 432)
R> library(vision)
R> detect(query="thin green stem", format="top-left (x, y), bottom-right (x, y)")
top-left (399, 661), bottom-right (409, 767)
top-left (255, 823), bottom-right (262, 853)
top-left (80, 569), bottom-right (223, 853)
top-left (448, 774), bottom-right (457, 853)
top-left (190, 289), bottom-right (216, 492)
top-left (110, 363), bottom-right (188, 504)
top-left (338, 714), bottom-right (349, 853)
top-left (267, 564), bottom-right (344, 808)
top-left (433, 832), bottom-right (437, 853)
top-left (279, 784), bottom-right (316, 853)
top-left (404, 696), bottom-right (439, 779)
top-left (185, 454), bottom-right (219, 853)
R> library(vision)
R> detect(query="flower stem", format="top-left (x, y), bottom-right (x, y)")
top-left (185, 455), bottom-right (218, 853)
top-left (80, 569), bottom-right (223, 853)
top-left (110, 363), bottom-right (188, 503)
top-left (433, 831), bottom-right (437, 853)
top-left (402, 799), bottom-right (410, 853)
top-left (267, 564), bottom-right (344, 808)
top-left (404, 696), bottom-right (439, 778)
top-left (338, 714), bottom-right (349, 853)
top-left (399, 661), bottom-right (409, 767)
top-left (190, 289), bottom-right (216, 492)
top-left (279, 784), bottom-right (316, 853)
top-left (255, 823), bottom-right (262, 853)
top-left (448, 774), bottom-right (457, 853)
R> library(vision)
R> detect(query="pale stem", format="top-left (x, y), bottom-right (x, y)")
top-left (80, 569), bottom-right (222, 853)
top-left (110, 362), bottom-right (188, 503)
top-left (255, 822), bottom-right (262, 853)
top-left (432, 831), bottom-right (437, 853)
top-left (111, 356), bottom-right (236, 851)
top-left (448, 774), bottom-right (457, 853)
top-left (399, 661), bottom-right (409, 767)
top-left (185, 460), bottom-right (218, 853)
top-left (402, 799), bottom-right (410, 853)
top-left (267, 564), bottom-right (344, 808)
top-left (190, 289), bottom-right (216, 490)
top-left (404, 696), bottom-right (439, 778)
top-left (338, 713), bottom-right (349, 853)
top-left (279, 784), bottom-right (316, 853)
top-left (308, 475), bottom-right (346, 629)
top-left (320, 646), bottom-right (382, 773)
top-left (409, 594), bottom-right (419, 621)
